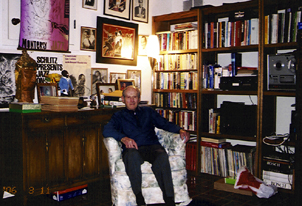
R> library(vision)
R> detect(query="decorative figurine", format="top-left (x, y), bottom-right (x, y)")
top-left (15, 49), bottom-right (37, 103)
top-left (59, 70), bottom-right (74, 96)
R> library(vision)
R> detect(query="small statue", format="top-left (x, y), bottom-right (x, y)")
top-left (59, 70), bottom-right (74, 96)
top-left (15, 49), bottom-right (37, 103)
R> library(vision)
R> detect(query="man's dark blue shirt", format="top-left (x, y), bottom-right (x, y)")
top-left (103, 106), bottom-right (181, 148)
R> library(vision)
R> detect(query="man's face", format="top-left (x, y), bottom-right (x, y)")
top-left (139, 0), bottom-right (143, 8)
top-left (122, 87), bottom-right (140, 111)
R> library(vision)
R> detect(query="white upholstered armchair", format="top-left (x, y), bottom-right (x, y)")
top-left (103, 128), bottom-right (192, 206)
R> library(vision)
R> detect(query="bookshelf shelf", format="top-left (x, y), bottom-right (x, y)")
top-left (201, 45), bottom-right (259, 53)
top-left (201, 132), bottom-right (256, 142)
top-left (160, 49), bottom-right (198, 54)
top-left (153, 89), bottom-right (197, 93)
top-left (201, 89), bottom-right (257, 95)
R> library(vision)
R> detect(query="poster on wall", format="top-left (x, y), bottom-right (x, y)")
top-left (18, 0), bottom-right (70, 52)
top-left (63, 55), bottom-right (91, 97)
top-left (0, 53), bottom-right (22, 108)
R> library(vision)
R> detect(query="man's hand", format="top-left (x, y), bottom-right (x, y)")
top-left (180, 129), bottom-right (190, 143)
top-left (121, 137), bottom-right (138, 149)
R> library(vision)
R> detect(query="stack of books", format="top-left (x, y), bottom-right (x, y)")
top-left (9, 102), bottom-right (41, 113)
top-left (40, 96), bottom-right (79, 112)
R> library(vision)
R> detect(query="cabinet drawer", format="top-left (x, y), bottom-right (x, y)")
top-left (24, 115), bottom-right (65, 130)
top-left (66, 113), bottom-right (112, 126)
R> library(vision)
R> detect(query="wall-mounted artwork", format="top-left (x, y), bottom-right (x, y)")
top-left (132, 0), bottom-right (149, 23)
top-left (80, 27), bottom-right (96, 51)
top-left (83, 0), bottom-right (97, 10)
top-left (138, 35), bottom-right (148, 56)
top-left (91, 68), bottom-right (108, 95)
top-left (127, 70), bottom-right (141, 89)
top-left (0, 53), bottom-right (21, 108)
top-left (96, 17), bottom-right (138, 66)
top-left (103, 0), bottom-right (131, 20)
top-left (110, 72), bottom-right (126, 83)
top-left (18, 0), bottom-right (69, 52)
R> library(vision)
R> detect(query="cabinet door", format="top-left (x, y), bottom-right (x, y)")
top-left (47, 130), bottom-right (65, 187)
top-left (83, 125), bottom-right (101, 179)
top-left (26, 131), bottom-right (47, 190)
top-left (26, 129), bottom-right (65, 193)
top-left (66, 127), bottom-right (84, 182)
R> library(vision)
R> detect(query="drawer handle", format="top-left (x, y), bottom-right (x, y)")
top-left (43, 117), bottom-right (50, 122)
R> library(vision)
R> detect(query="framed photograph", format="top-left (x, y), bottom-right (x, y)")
top-left (83, 0), bottom-right (97, 10)
top-left (110, 72), bottom-right (126, 83)
top-left (103, 0), bottom-right (131, 20)
top-left (80, 27), bottom-right (96, 51)
top-left (117, 79), bottom-right (135, 90)
top-left (132, 0), bottom-right (149, 23)
top-left (96, 83), bottom-right (116, 104)
top-left (91, 68), bottom-right (108, 95)
top-left (127, 70), bottom-right (141, 89)
top-left (138, 35), bottom-right (148, 56)
top-left (96, 17), bottom-right (138, 66)
top-left (37, 83), bottom-right (58, 103)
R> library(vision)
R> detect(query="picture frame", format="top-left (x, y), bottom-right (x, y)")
top-left (80, 27), bottom-right (97, 51)
top-left (127, 70), bottom-right (141, 89)
top-left (96, 17), bottom-right (138, 66)
top-left (83, 0), bottom-right (97, 10)
top-left (117, 79), bottom-right (135, 90)
top-left (96, 83), bottom-right (116, 105)
top-left (37, 83), bottom-right (58, 103)
top-left (103, 0), bottom-right (131, 20)
top-left (91, 68), bottom-right (108, 95)
top-left (110, 72), bottom-right (126, 83)
top-left (132, 0), bottom-right (149, 23)
top-left (138, 35), bottom-right (148, 56)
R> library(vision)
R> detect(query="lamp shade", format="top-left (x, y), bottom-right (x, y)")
top-left (146, 35), bottom-right (160, 60)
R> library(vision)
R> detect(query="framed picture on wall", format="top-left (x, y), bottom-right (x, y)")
top-left (96, 17), bottom-right (138, 66)
top-left (103, 0), bottom-right (131, 20)
top-left (80, 27), bottom-right (96, 51)
top-left (37, 83), bottom-right (58, 103)
top-left (132, 0), bottom-right (149, 23)
top-left (91, 68), bottom-right (108, 95)
top-left (83, 0), bottom-right (97, 10)
top-left (138, 35), bottom-right (148, 56)
top-left (110, 72), bottom-right (126, 83)
top-left (127, 70), bottom-right (141, 89)
top-left (117, 79), bottom-right (135, 90)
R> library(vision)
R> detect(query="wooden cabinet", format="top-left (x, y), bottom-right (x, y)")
top-left (0, 109), bottom-right (114, 204)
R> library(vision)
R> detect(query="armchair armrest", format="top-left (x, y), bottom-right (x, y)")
top-left (103, 137), bottom-right (122, 175)
top-left (155, 128), bottom-right (186, 157)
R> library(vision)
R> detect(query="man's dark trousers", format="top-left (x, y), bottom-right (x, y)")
top-left (122, 144), bottom-right (175, 202)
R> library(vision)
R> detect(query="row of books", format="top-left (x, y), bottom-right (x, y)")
top-left (157, 29), bottom-right (198, 51)
top-left (200, 141), bottom-right (255, 178)
top-left (204, 17), bottom-right (259, 49)
top-left (153, 92), bottom-right (197, 109)
top-left (185, 136), bottom-right (256, 177)
top-left (265, 8), bottom-right (302, 44)
top-left (157, 53), bottom-right (198, 71)
top-left (154, 71), bottom-right (198, 90)
top-left (156, 109), bottom-right (197, 131)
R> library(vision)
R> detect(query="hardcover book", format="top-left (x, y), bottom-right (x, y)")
top-left (9, 102), bottom-right (41, 113)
